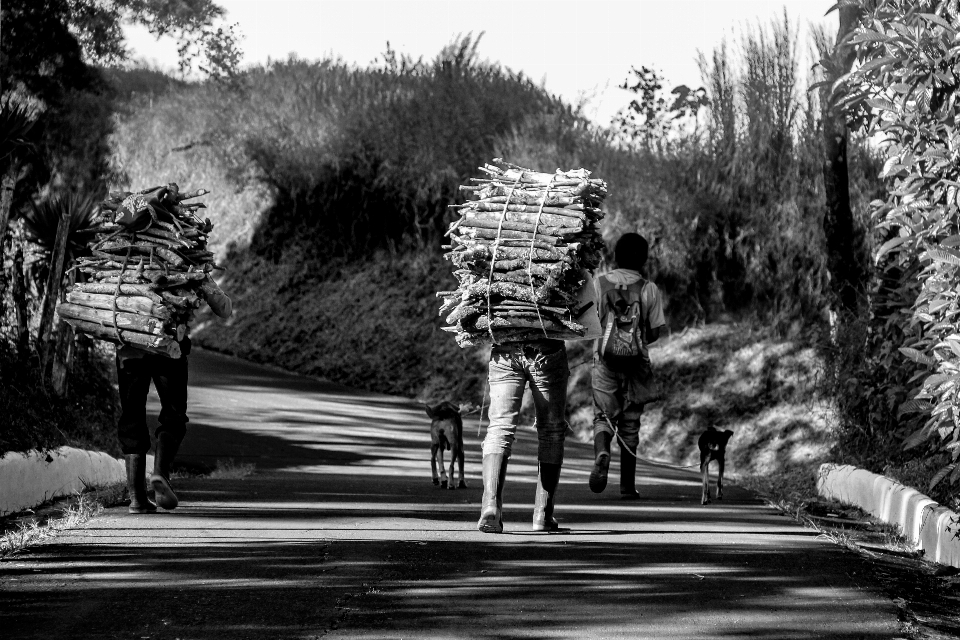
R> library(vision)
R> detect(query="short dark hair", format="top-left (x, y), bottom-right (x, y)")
top-left (614, 233), bottom-right (648, 271)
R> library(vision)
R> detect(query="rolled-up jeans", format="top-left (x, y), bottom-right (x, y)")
top-left (483, 341), bottom-right (569, 464)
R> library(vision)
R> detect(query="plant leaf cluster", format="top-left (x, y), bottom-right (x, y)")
top-left (840, 0), bottom-right (960, 491)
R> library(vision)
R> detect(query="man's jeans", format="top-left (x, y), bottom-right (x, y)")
top-left (483, 342), bottom-right (569, 464)
top-left (117, 354), bottom-right (189, 455)
top-left (592, 356), bottom-right (644, 451)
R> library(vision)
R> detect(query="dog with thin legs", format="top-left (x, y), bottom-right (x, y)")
top-left (425, 402), bottom-right (470, 489)
top-left (698, 426), bottom-right (733, 505)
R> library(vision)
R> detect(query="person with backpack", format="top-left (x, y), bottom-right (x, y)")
top-left (590, 232), bottom-right (665, 499)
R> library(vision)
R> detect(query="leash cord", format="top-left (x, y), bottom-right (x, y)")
top-left (595, 402), bottom-right (699, 468)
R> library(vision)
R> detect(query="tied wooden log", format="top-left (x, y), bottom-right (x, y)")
top-left (97, 241), bottom-right (186, 267)
top-left (454, 328), bottom-right (584, 348)
top-left (56, 302), bottom-right (169, 335)
top-left (459, 201), bottom-right (590, 218)
top-left (160, 290), bottom-right (201, 309)
top-left (462, 279), bottom-right (551, 305)
top-left (454, 237), bottom-right (559, 251)
top-left (467, 193), bottom-right (586, 207)
top-left (73, 282), bottom-right (163, 303)
top-left (58, 317), bottom-right (181, 358)
top-left (65, 291), bottom-right (172, 320)
top-left (455, 245), bottom-right (571, 261)
top-left (458, 227), bottom-right (559, 245)
top-left (458, 209), bottom-right (584, 228)
top-left (454, 217), bottom-right (581, 237)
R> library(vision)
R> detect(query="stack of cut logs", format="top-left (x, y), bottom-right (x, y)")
top-left (56, 184), bottom-right (221, 359)
top-left (439, 159), bottom-right (606, 347)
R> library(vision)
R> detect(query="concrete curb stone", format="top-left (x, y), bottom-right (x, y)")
top-left (817, 462), bottom-right (960, 568)
top-left (0, 447), bottom-right (152, 517)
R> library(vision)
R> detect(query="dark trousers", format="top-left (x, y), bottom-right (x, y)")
top-left (117, 354), bottom-right (189, 455)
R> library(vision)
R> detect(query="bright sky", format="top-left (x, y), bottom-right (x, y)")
top-left (123, 0), bottom-right (838, 125)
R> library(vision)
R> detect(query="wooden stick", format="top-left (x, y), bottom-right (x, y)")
top-left (56, 303), bottom-right (169, 335)
top-left (460, 202), bottom-right (587, 218)
top-left (457, 227), bottom-right (559, 245)
top-left (65, 291), bottom-right (171, 320)
top-left (58, 317), bottom-right (181, 358)
top-left (74, 282), bottom-right (163, 303)
top-left (458, 209), bottom-right (584, 227)
top-left (456, 218), bottom-right (579, 237)
top-left (160, 290), bottom-right (201, 309)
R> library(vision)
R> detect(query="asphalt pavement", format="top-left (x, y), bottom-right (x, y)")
top-left (1, 349), bottom-right (902, 639)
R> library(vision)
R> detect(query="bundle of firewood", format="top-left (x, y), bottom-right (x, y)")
top-left (439, 159), bottom-right (607, 347)
top-left (56, 184), bottom-right (221, 359)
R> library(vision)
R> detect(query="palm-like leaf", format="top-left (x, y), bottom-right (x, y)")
top-left (22, 191), bottom-right (99, 264)
top-left (0, 101), bottom-right (37, 165)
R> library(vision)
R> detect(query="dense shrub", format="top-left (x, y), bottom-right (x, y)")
top-left (0, 337), bottom-right (119, 458)
top-left (831, 1), bottom-right (960, 499)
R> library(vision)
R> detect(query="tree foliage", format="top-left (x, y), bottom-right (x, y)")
top-left (841, 0), bottom-right (960, 491)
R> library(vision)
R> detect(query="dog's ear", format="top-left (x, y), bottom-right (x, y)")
top-left (722, 430), bottom-right (733, 441)
top-left (424, 403), bottom-right (437, 419)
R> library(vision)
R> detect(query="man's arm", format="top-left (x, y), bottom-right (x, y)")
top-left (644, 282), bottom-right (665, 344)
top-left (199, 275), bottom-right (233, 319)
top-left (646, 325), bottom-right (661, 344)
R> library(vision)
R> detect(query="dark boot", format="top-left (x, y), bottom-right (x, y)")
top-left (532, 462), bottom-right (562, 532)
top-left (150, 434), bottom-right (180, 510)
top-left (589, 431), bottom-right (612, 493)
top-left (125, 454), bottom-right (156, 514)
top-left (620, 446), bottom-right (640, 500)
top-left (477, 454), bottom-right (508, 533)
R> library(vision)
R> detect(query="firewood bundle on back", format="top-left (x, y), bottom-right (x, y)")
top-left (56, 184), bottom-right (221, 359)
top-left (439, 159), bottom-right (607, 347)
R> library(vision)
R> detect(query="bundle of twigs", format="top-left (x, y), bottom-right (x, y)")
top-left (439, 159), bottom-right (606, 347)
top-left (55, 183), bottom-right (222, 358)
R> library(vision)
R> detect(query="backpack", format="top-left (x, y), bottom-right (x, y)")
top-left (598, 276), bottom-right (647, 372)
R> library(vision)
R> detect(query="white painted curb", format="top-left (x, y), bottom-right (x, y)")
top-left (0, 447), bottom-right (150, 517)
top-left (817, 463), bottom-right (960, 568)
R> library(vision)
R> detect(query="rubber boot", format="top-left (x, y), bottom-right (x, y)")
top-left (620, 446), bottom-right (640, 500)
top-left (125, 454), bottom-right (156, 514)
top-left (589, 431), bottom-right (612, 493)
top-left (477, 454), bottom-right (508, 533)
top-left (150, 434), bottom-right (180, 510)
top-left (532, 462), bottom-right (562, 531)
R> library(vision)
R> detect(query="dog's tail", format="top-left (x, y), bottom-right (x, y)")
top-left (438, 430), bottom-right (450, 451)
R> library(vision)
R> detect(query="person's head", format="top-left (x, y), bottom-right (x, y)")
top-left (614, 233), bottom-right (649, 271)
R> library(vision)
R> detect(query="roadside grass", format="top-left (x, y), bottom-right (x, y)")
top-left (171, 458), bottom-right (257, 480)
top-left (0, 482), bottom-right (126, 558)
top-left (208, 458), bottom-right (256, 479)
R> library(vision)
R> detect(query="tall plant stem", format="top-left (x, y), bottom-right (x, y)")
top-left (38, 211), bottom-right (71, 381)
top-left (821, 3), bottom-right (866, 313)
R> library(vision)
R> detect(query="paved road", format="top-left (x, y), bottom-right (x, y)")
top-left (2, 349), bottom-right (901, 639)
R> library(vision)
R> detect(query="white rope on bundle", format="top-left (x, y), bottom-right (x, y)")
top-left (485, 176), bottom-right (523, 344)
top-left (526, 174), bottom-right (555, 339)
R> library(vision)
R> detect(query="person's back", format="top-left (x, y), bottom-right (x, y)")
top-left (590, 233), bottom-right (665, 498)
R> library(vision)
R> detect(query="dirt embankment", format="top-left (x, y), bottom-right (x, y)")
top-left (564, 323), bottom-right (836, 479)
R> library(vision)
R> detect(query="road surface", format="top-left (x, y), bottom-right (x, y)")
top-left (2, 349), bottom-right (900, 639)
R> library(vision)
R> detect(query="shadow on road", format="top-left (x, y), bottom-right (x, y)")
top-left (1, 350), bottom-right (899, 639)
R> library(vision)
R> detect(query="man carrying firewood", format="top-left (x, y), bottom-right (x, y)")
top-left (120, 280), bottom-right (232, 513)
top-left (478, 337), bottom-right (570, 534)
top-left (590, 232), bottom-right (665, 499)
